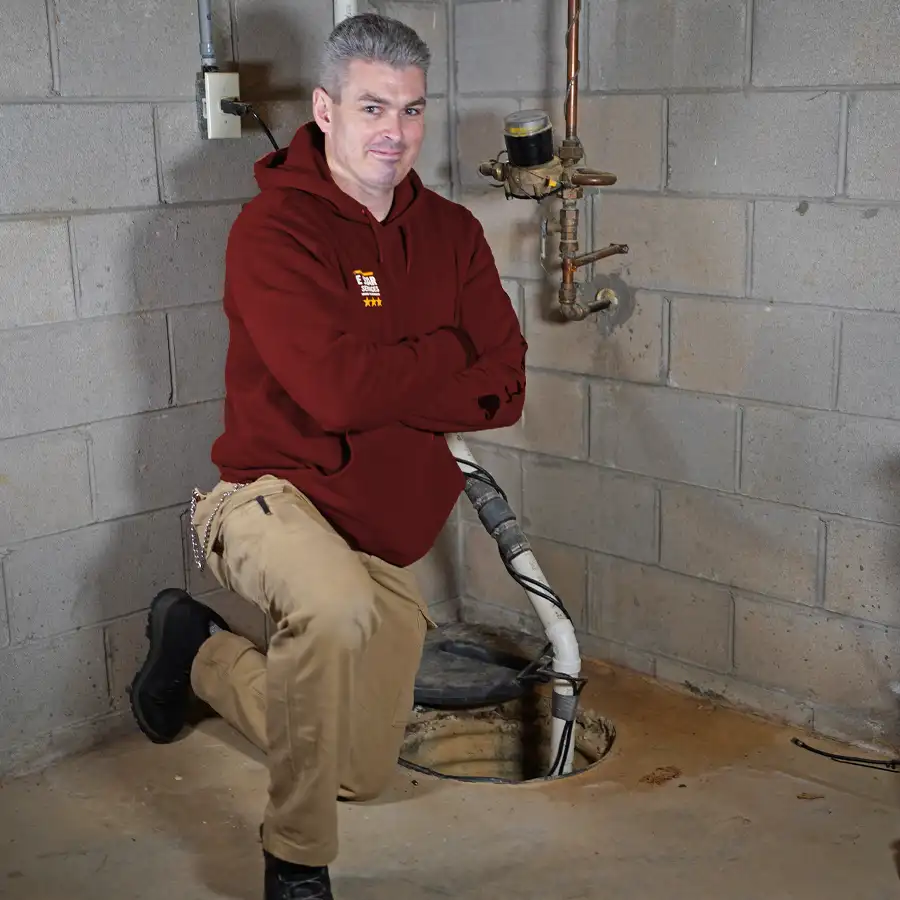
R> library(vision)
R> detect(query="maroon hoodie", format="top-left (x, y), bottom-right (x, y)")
top-left (211, 121), bottom-right (527, 567)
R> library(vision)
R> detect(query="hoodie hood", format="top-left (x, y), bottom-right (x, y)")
top-left (252, 120), bottom-right (423, 227)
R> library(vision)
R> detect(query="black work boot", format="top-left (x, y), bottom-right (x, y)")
top-left (264, 852), bottom-right (333, 899)
top-left (128, 588), bottom-right (230, 743)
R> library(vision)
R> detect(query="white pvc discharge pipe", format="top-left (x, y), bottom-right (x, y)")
top-left (446, 433), bottom-right (582, 776)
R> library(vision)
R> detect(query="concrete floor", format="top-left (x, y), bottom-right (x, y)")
top-left (2, 660), bottom-right (899, 899)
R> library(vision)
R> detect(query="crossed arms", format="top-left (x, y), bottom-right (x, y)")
top-left (227, 208), bottom-right (526, 436)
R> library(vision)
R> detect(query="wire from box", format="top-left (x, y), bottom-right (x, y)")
top-left (220, 99), bottom-right (280, 151)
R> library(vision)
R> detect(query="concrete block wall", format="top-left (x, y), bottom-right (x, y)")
top-left (0, 0), bottom-right (457, 778)
top-left (5, 0), bottom-right (900, 774)
top-left (452, 0), bottom-right (900, 747)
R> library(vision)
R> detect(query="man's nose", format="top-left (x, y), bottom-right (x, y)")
top-left (379, 113), bottom-right (403, 142)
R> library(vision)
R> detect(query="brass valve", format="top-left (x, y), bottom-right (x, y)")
top-left (476, 0), bottom-right (629, 321)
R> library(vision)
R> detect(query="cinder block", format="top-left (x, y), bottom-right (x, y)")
top-left (460, 595), bottom-right (544, 642)
top-left (825, 518), bottom-right (900, 628)
top-left (415, 97), bottom-right (451, 187)
top-left (56, 0), bottom-right (232, 97)
top-left (847, 92), bottom-right (900, 201)
top-left (233, 0), bottom-right (334, 98)
top-left (524, 286), bottom-right (664, 384)
top-left (660, 485), bottom-right (819, 605)
top-left (1, 0), bottom-right (53, 97)
top-left (838, 313), bottom-right (900, 418)
top-left (4, 509), bottom-right (184, 643)
top-left (460, 441), bottom-right (523, 525)
top-left (741, 405), bottom-right (900, 523)
top-left (370, 1), bottom-right (448, 95)
top-left (462, 188), bottom-right (570, 281)
top-left (0, 627), bottom-right (109, 747)
top-left (753, 202), bottom-right (900, 312)
top-left (0, 316), bottom-right (170, 440)
top-left (522, 456), bottom-right (657, 563)
top-left (589, 0), bottom-right (745, 90)
top-left (811, 704), bottom-right (896, 747)
top-left (0, 567), bottom-right (8, 650)
top-left (409, 518), bottom-right (460, 609)
top-left (105, 612), bottom-right (147, 711)
top-left (171, 304), bottom-right (229, 404)
top-left (455, 0), bottom-right (568, 95)
top-left (156, 101), bottom-right (311, 204)
top-left (595, 195), bottom-right (747, 297)
top-left (654, 657), bottom-right (814, 728)
top-left (578, 95), bottom-right (663, 191)
top-left (576, 632), bottom-right (657, 677)
top-left (456, 97), bottom-right (520, 187)
top-left (590, 382), bottom-right (738, 491)
top-left (734, 595), bottom-right (900, 710)
top-left (590, 555), bottom-right (733, 672)
top-left (89, 401), bottom-right (223, 521)
top-left (669, 296), bottom-right (835, 408)
top-left (668, 93), bottom-right (840, 197)
top-left (464, 522), bottom-right (588, 628)
top-left (73, 205), bottom-right (239, 317)
top-left (752, 0), bottom-right (900, 87)
top-left (0, 431), bottom-right (92, 545)
top-left (0, 220), bottom-right (76, 330)
top-left (0, 706), bottom-right (131, 780)
top-left (472, 370), bottom-right (587, 460)
top-left (0, 105), bottom-right (157, 215)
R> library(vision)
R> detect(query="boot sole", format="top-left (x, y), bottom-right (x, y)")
top-left (127, 588), bottom-right (194, 744)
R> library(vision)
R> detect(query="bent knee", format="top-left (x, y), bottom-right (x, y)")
top-left (278, 580), bottom-right (378, 650)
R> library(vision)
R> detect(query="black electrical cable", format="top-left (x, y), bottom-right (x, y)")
top-left (250, 109), bottom-right (279, 151)
top-left (791, 737), bottom-right (900, 772)
top-left (219, 99), bottom-right (280, 151)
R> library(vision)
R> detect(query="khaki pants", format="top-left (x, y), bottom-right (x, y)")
top-left (189, 475), bottom-right (432, 867)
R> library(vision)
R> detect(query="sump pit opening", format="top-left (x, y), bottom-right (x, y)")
top-left (399, 693), bottom-right (616, 785)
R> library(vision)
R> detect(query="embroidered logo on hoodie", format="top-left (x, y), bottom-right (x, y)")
top-left (353, 269), bottom-right (382, 307)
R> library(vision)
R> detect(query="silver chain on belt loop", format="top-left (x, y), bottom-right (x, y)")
top-left (189, 483), bottom-right (248, 570)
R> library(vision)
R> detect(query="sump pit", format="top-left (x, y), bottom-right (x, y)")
top-left (400, 694), bottom-right (616, 784)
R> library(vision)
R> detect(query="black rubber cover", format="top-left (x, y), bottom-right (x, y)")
top-left (413, 623), bottom-right (546, 709)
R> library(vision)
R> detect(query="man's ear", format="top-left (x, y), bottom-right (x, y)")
top-left (312, 86), bottom-right (333, 133)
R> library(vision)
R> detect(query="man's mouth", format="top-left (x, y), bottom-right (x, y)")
top-left (369, 147), bottom-right (404, 161)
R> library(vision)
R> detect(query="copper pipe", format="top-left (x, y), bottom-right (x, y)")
top-left (567, 243), bottom-right (629, 272)
top-left (565, 0), bottom-right (580, 140)
top-left (570, 169), bottom-right (618, 187)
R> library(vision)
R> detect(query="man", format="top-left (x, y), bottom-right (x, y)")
top-left (128, 12), bottom-right (526, 900)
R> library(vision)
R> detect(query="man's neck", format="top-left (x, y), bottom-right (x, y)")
top-left (326, 147), bottom-right (393, 222)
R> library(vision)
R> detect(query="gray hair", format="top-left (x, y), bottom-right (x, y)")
top-left (320, 13), bottom-right (431, 98)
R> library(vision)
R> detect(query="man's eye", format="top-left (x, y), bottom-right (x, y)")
top-left (363, 106), bottom-right (380, 114)
top-left (405, 107), bottom-right (422, 116)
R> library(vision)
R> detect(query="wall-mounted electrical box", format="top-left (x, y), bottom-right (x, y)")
top-left (198, 71), bottom-right (242, 139)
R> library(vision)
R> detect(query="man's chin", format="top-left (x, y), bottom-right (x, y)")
top-left (367, 162), bottom-right (410, 188)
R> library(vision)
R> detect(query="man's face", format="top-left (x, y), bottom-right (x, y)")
top-left (314, 59), bottom-right (427, 195)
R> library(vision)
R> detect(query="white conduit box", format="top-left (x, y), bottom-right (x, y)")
top-left (204, 71), bottom-right (241, 139)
